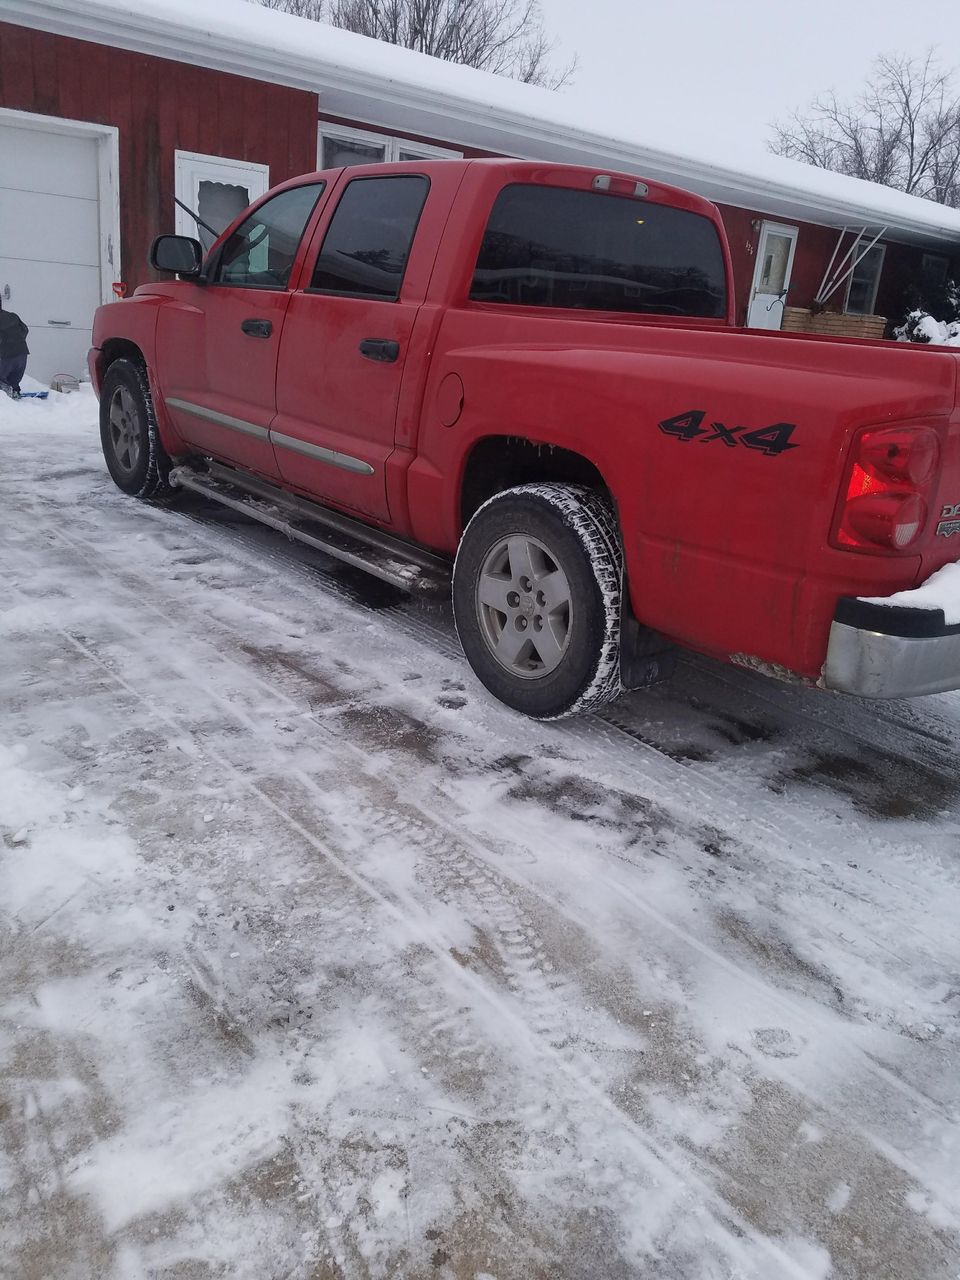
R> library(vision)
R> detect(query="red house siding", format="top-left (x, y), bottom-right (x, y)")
top-left (0, 23), bottom-right (318, 291)
top-left (721, 203), bottom-right (959, 328)
top-left (717, 204), bottom-right (858, 325)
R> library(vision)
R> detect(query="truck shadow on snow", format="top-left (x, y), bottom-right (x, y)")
top-left (611, 657), bottom-right (960, 823)
top-left (768, 745), bottom-right (959, 820)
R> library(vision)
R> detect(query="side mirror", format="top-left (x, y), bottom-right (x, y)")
top-left (149, 234), bottom-right (204, 278)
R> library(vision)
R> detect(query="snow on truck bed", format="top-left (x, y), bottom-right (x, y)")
top-left (3, 388), bottom-right (960, 1280)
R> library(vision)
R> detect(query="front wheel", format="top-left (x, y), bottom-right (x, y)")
top-left (452, 483), bottom-right (623, 719)
top-left (99, 357), bottom-right (175, 499)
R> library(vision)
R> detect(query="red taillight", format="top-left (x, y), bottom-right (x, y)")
top-left (835, 426), bottom-right (940, 553)
top-left (844, 491), bottom-right (927, 549)
top-left (858, 428), bottom-right (939, 487)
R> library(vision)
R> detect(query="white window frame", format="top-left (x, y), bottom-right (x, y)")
top-left (174, 150), bottom-right (270, 241)
top-left (317, 123), bottom-right (461, 169)
top-left (0, 107), bottom-right (120, 306)
top-left (844, 239), bottom-right (886, 316)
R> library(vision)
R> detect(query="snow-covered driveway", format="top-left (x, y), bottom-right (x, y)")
top-left (2, 390), bottom-right (959, 1280)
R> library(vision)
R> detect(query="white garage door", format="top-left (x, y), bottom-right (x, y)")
top-left (0, 124), bottom-right (103, 384)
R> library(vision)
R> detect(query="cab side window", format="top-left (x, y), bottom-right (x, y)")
top-left (215, 183), bottom-right (325, 289)
top-left (309, 175), bottom-right (429, 300)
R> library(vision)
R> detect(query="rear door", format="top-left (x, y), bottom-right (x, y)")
top-left (271, 172), bottom-right (436, 522)
top-left (156, 182), bottom-right (326, 478)
top-left (746, 221), bottom-right (798, 330)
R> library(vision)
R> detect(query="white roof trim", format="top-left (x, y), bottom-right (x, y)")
top-left (7, 0), bottom-right (960, 248)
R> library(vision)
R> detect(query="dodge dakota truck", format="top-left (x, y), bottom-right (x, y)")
top-left (89, 158), bottom-right (960, 718)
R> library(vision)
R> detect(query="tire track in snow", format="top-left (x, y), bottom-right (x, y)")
top-left (0, 565), bottom-right (834, 1279)
top-left (7, 486), bottom-right (960, 1259)
top-left (5, 502), bottom-right (960, 1151)
top-left (3, 502), bottom-right (954, 1002)
top-left (683, 650), bottom-right (958, 772)
top-left (3, 515), bottom-right (956, 1135)
top-left (19, 500), bottom-right (956, 924)
top-left (84, 495), bottom-right (960, 904)
top-left (161, 499), bottom-right (960, 840)
top-left (6, 457), bottom-right (960, 816)
top-left (5, 632), bottom-right (947, 1239)
top-left (10, 475), bottom-right (959, 871)
top-left (16, 514), bottom-right (939, 1020)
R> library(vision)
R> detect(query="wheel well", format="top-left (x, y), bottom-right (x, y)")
top-left (460, 436), bottom-right (608, 527)
top-left (100, 338), bottom-right (146, 372)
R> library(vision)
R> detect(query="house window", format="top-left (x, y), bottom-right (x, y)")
top-left (174, 151), bottom-right (270, 251)
top-left (318, 124), bottom-right (460, 170)
top-left (845, 240), bottom-right (886, 316)
top-left (921, 253), bottom-right (950, 290)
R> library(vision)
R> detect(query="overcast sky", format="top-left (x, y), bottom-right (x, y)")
top-left (541, 0), bottom-right (960, 159)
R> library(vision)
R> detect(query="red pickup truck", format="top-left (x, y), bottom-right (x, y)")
top-left (90, 158), bottom-right (960, 718)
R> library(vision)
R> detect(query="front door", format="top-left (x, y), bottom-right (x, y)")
top-left (174, 151), bottom-right (270, 252)
top-left (272, 173), bottom-right (432, 523)
top-left (156, 182), bottom-right (326, 478)
top-left (747, 222), bottom-right (798, 330)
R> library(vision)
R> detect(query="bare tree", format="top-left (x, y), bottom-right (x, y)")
top-left (770, 52), bottom-right (960, 208)
top-left (259, 0), bottom-right (325, 18)
top-left (257, 0), bottom-right (575, 88)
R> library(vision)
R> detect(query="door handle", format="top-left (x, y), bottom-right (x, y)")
top-left (241, 318), bottom-right (273, 338)
top-left (48, 319), bottom-right (72, 326)
top-left (359, 338), bottom-right (400, 363)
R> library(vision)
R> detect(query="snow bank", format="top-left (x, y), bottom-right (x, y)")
top-left (861, 560), bottom-right (960, 623)
top-left (0, 381), bottom-right (97, 431)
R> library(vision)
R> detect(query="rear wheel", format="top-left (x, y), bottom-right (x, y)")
top-left (453, 483), bottom-right (623, 719)
top-left (99, 358), bottom-right (174, 499)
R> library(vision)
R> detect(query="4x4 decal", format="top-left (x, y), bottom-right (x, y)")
top-left (658, 409), bottom-right (798, 457)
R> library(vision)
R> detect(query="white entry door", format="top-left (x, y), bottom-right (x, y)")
top-left (174, 152), bottom-right (270, 253)
top-left (0, 124), bottom-right (104, 383)
top-left (747, 222), bottom-right (799, 330)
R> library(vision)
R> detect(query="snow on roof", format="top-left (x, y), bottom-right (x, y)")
top-left (9, 0), bottom-right (960, 248)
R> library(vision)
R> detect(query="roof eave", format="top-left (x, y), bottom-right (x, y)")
top-left (7, 0), bottom-right (960, 248)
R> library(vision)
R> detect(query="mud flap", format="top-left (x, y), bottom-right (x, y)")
top-left (619, 595), bottom-right (676, 691)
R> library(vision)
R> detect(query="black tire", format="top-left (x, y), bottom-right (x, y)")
top-left (99, 357), bottom-right (175, 499)
top-left (453, 483), bottom-right (623, 719)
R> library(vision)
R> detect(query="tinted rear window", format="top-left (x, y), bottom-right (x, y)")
top-left (470, 184), bottom-right (727, 318)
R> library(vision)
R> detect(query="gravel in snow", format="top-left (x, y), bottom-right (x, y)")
top-left (2, 387), bottom-right (960, 1279)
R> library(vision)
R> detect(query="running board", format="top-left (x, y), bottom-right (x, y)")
top-left (168, 462), bottom-right (451, 595)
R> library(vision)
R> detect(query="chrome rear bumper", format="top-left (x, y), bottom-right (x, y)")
top-left (823, 598), bottom-right (960, 698)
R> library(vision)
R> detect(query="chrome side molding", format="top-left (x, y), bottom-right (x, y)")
top-left (269, 431), bottom-right (375, 476)
top-left (165, 398), bottom-right (270, 441)
top-left (165, 398), bottom-right (375, 476)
